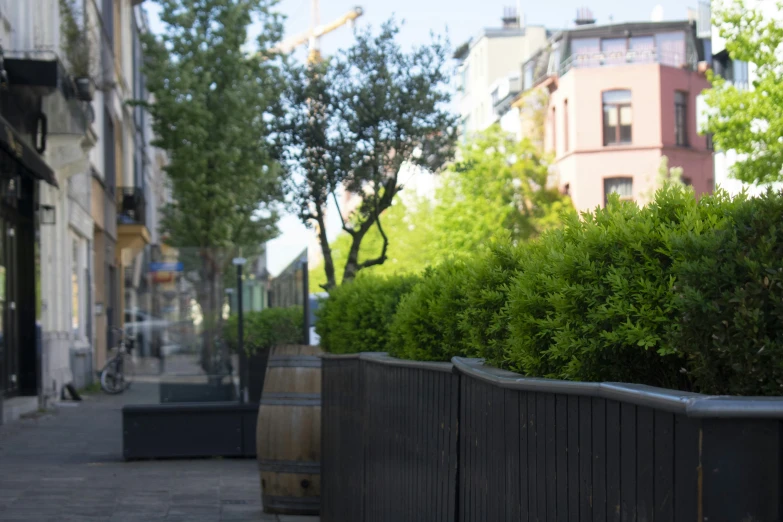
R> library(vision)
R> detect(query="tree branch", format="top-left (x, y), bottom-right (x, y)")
top-left (332, 189), bottom-right (355, 236)
top-left (358, 213), bottom-right (389, 269)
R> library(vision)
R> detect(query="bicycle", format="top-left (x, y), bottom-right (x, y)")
top-left (100, 327), bottom-right (135, 394)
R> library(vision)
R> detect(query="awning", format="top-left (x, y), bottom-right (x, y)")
top-left (0, 114), bottom-right (58, 188)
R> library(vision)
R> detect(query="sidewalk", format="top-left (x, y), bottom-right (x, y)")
top-left (0, 382), bottom-right (318, 522)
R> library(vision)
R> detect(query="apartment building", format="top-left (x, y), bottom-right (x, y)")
top-left (456, 8), bottom-right (549, 136)
top-left (501, 17), bottom-right (714, 212)
top-left (0, 0), bottom-right (165, 419)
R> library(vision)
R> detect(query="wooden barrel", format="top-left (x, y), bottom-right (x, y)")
top-left (256, 344), bottom-right (322, 515)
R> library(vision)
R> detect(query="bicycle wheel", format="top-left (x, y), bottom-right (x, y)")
top-left (121, 351), bottom-right (134, 391)
top-left (100, 357), bottom-right (126, 394)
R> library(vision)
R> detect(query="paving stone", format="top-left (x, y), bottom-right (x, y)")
top-left (0, 383), bottom-right (296, 522)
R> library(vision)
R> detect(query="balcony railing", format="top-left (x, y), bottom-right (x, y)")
top-left (561, 49), bottom-right (696, 76)
top-left (117, 187), bottom-right (147, 227)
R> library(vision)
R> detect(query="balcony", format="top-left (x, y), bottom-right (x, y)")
top-left (561, 49), bottom-right (696, 76)
top-left (116, 187), bottom-right (150, 263)
top-left (491, 74), bottom-right (523, 116)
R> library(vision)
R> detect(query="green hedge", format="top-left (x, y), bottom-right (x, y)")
top-left (388, 259), bottom-right (473, 361)
top-left (315, 274), bottom-right (420, 354)
top-left (224, 306), bottom-right (304, 354)
top-left (314, 186), bottom-right (783, 395)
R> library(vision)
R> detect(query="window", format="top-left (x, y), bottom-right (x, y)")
top-left (733, 60), bottom-right (749, 89)
top-left (103, 109), bottom-right (116, 193)
top-left (551, 106), bottom-right (556, 154)
top-left (602, 90), bottom-right (632, 145)
top-left (72, 240), bottom-right (80, 335)
top-left (563, 99), bottom-right (569, 152)
top-left (523, 62), bottom-right (534, 89)
top-left (601, 38), bottom-right (626, 65)
top-left (629, 36), bottom-right (655, 63)
top-left (604, 177), bottom-right (633, 205)
top-left (655, 32), bottom-right (686, 68)
top-left (491, 87), bottom-right (499, 107)
top-left (572, 37), bottom-right (601, 67)
top-left (675, 91), bottom-right (688, 146)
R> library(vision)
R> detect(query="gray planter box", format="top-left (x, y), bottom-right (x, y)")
top-left (159, 382), bottom-right (236, 403)
top-left (122, 402), bottom-right (257, 460)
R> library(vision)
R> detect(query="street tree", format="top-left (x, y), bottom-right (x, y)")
top-left (703, 0), bottom-right (783, 184)
top-left (308, 127), bottom-right (572, 288)
top-left (432, 126), bottom-right (571, 253)
top-left (274, 20), bottom-right (457, 290)
top-left (140, 0), bottom-right (285, 371)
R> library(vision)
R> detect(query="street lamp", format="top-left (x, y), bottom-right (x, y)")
top-left (232, 257), bottom-right (247, 403)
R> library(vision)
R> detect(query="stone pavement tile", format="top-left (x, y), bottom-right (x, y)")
top-left (166, 504), bottom-right (221, 517)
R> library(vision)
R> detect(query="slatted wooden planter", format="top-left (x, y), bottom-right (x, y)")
top-left (321, 353), bottom-right (783, 522)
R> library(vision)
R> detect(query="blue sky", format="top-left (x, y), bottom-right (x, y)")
top-left (145, 0), bottom-right (699, 274)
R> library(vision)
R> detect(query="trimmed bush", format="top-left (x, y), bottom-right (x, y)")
top-left (314, 185), bottom-right (783, 395)
top-left (503, 188), bottom-right (696, 388)
top-left (668, 189), bottom-right (783, 395)
top-left (458, 236), bottom-right (527, 364)
top-left (316, 274), bottom-right (420, 354)
top-left (224, 306), bottom-right (304, 354)
top-left (388, 259), bottom-right (474, 361)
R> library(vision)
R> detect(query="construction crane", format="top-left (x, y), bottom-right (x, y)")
top-left (268, 5), bottom-right (364, 63)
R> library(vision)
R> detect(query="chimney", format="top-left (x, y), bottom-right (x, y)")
top-left (502, 6), bottom-right (520, 29)
top-left (574, 7), bottom-right (596, 26)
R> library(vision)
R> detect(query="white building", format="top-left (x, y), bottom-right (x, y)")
top-left (455, 9), bottom-right (549, 137)
top-left (0, 0), bottom-right (165, 412)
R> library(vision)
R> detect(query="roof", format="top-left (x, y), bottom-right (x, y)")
top-left (466, 24), bottom-right (549, 53)
top-left (565, 20), bottom-right (692, 38)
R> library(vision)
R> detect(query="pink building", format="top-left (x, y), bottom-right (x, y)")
top-left (510, 21), bottom-right (713, 212)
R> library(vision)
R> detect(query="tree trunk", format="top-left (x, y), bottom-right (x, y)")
top-left (198, 249), bottom-right (224, 376)
top-left (316, 211), bottom-right (336, 289)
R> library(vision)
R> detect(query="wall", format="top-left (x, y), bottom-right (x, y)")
top-left (459, 26), bottom-right (549, 134)
top-left (549, 64), bottom-right (713, 211)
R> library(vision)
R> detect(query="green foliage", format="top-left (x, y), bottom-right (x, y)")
top-left (458, 235), bottom-right (527, 364)
top-left (315, 274), bottom-right (420, 354)
top-left (667, 189), bottom-right (783, 395)
top-left (387, 259), bottom-right (474, 361)
top-left (274, 20), bottom-right (457, 289)
top-left (142, 0), bottom-right (284, 271)
top-left (308, 127), bottom-right (572, 289)
top-left (141, 0), bottom-right (286, 368)
top-left (59, 0), bottom-right (92, 77)
top-left (315, 183), bottom-right (783, 395)
top-left (703, 0), bottom-right (783, 184)
top-left (504, 188), bottom-right (695, 388)
top-left (433, 127), bottom-right (572, 253)
top-left (224, 307), bottom-right (304, 355)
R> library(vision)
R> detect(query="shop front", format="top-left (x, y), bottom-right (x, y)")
top-left (0, 115), bottom-right (57, 406)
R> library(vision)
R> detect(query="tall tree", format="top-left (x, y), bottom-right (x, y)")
top-left (274, 20), bottom-right (457, 290)
top-left (140, 0), bottom-right (285, 371)
top-left (703, 0), bottom-right (783, 184)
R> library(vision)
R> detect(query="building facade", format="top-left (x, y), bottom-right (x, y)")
top-left (1, 0), bottom-right (98, 413)
top-left (504, 20), bottom-right (714, 212)
top-left (0, 0), bottom-right (164, 418)
top-left (456, 9), bottom-right (549, 137)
